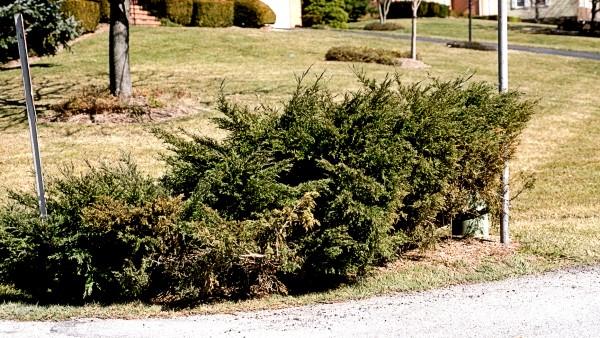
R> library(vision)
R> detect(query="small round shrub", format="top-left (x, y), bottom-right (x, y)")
top-left (234, 0), bottom-right (276, 28)
top-left (302, 0), bottom-right (349, 28)
top-left (325, 46), bottom-right (413, 65)
top-left (363, 22), bottom-right (404, 31)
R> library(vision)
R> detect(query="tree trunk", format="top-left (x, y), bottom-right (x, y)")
top-left (411, 13), bottom-right (417, 60)
top-left (534, 1), bottom-right (540, 23)
top-left (110, 0), bottom-right (132, 99)
top-left (378, 1), bottom-right (385, 24)
top-left (468, 0), bottom-right (472, 42)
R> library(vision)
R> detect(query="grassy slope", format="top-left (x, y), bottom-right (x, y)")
top-left (0, 26), bottom-right (599, 320)
top-left (350, 17), bottom-right (600, 53)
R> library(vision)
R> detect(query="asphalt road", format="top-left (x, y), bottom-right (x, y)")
top-left (1, 266), bottom-right (599, 337)
top-left (345, 30), bottom-right (600, 61)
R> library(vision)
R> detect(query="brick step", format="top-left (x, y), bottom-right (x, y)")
top-left (129, 3), bottom-right (160, 26)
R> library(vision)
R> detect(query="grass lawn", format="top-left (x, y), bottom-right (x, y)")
top-left (0, 25), bottom-right (599, 320)
top-left (349, 17), bottom-right (600, 53)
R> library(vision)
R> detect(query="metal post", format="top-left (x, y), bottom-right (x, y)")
top-left (498, 1), bottom-right (509, 244)
top-left (15, 14), bottom-right (48, 219)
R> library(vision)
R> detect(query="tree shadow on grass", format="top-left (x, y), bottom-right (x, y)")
top-left (0, 77), bottom-right (78, 131)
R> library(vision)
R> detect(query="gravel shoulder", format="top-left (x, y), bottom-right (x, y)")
top-left (1, 265), bottom-right (599, 337)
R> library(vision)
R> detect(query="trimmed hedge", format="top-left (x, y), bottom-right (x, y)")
top-left (325, 46), bottom-right (413, 65)
top-left (62, 0), bottom-right (101, 33)
top-left (98, 0), bottom-right (110, 22)
top-left (166, 0), bottom-right (194, 25)
top-left (363, 22), bottom-right (404, 31)
top-left (192, 0), bottom-right (234, 27)
top-left (387, 1), bottom-right (449, 19)
top-left (234, 0), bottom-right (276, 28)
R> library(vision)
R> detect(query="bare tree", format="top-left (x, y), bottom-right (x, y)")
top-left (411, 0), bottom-right (422, 60)
top-left (109, 0), bottom-right (132, 99)
top-left (377, 0), bottom-right (392, 24)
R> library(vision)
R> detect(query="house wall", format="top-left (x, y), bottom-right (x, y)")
top-left (260, 0), bottom-right (302, 29)
top-left (455, 0), bottom-right (593, 19)
top-left (508, 0), bottom-right (579, 20)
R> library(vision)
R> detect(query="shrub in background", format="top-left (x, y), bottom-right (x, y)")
top-left (387, 1), bottom-right (449, 19)
top-left (344, 0), bottom-right (369, 22)
top-left (0, 0), bottom-right (80, 63)
top-left (165, 0), bottom-right (194, 25)
top-left (302, 0), bottom-right (349, 28)
top-left (234, 0), bottom-right (276, 28)
top-left (62, 0), bottom-right (101, 33)
top-left (192, 0), bottom-right (234, 27)
top-left (363, 22), bottom-right (403, 31)
top-left (325, 46), bottom-right (413, 65)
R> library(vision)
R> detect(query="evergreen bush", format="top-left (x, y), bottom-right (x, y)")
top-left (192, 0), bottom-right (234, 27)
top-left (0, 0), bottom-right (80, 63)
top-left (0, 73), bottom-right (535, 304)
top-left (302, 0), bottom-right (349, 28)
top-left (234, 0), bottom-right (276, 28)
top-left (344, 0), bottom-right (369, 22)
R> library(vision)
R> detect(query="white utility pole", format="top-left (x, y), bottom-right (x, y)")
top-left (15, 14), bottom-right (48, 219)
top-left (498, 1), bottom-right (509, 244)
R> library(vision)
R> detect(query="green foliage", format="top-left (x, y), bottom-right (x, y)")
top-left (363, 22), bottom-right (404, 31)
top-left (234, 0), bottom-right (276, 28)
top-left (0, 158), bottom-right (169, 303)
top-left (325, 46), bottom-right (412, 65)
top-left (192, 0), bottom-right (234, 27)
top-left (0, 0), bottom-right (80, 63)
top-left (61, 0), bottom-right (101, 33)
top-left (302, 0), bottom-right (349, 28)
top-left (387, 1), bottom-right (449, 19)
top-left (0, 73), bottom-right (535, 304)
top-left (344, 0), bottom-right (369, 22)
top-left (157, 72), bottom-right (534, 279)
top-left (165, 0), bottom-right (193, 25)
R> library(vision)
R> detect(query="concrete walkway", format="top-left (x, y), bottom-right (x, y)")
top-left (1, 266), bottom-right (599, 337)
top-left (344, 30), bottom-right (600, 61)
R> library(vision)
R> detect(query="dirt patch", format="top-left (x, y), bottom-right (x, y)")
top-left (42, 85), bottom-right (199, 124)
top-left (384, 237), bottom-right (519, 272)
top-left (397, 58), bottom-right (430, 69)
